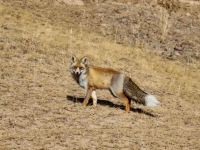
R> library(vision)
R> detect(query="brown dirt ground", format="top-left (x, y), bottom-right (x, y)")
top-left (0, 0), bottom-right (200, 150)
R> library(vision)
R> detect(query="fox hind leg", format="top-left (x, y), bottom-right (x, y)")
top-left (110, 74), bottom-right (130, 112)
top-left (119, 93), bottom-right (131, 113)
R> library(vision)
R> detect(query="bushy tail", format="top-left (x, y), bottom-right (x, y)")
top-left (144, 94), bottom-right (160, 107)
top-left (123, 77), bottom-right (160, 107)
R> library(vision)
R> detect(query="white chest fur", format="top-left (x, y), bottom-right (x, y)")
top-left (79, 73), bottom-right (88, 89)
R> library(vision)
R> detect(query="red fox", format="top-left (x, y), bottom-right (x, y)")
top-left (70, 56), bottom-right (160, 112)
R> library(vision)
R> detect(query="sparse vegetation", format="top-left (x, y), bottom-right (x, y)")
top-left (0, 0), bottom-right (200, 149)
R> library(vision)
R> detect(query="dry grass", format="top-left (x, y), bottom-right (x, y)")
top-left (157, 0), bottom-right (180, 13)
top-left (158, 7), bottom-right (170, 42)
top-left (0, 2), bottom-right (200, 149)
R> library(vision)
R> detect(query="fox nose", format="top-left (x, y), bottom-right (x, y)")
top-left (75, 68), bottom-right (80, 74)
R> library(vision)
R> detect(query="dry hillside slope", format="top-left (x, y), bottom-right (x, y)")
top-left (0, 0), bottom-right (200, 150)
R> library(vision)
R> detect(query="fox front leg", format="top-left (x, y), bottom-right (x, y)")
top-left (83, 88), bottom-right (93, 106)
top-left (91, 90), bottom-right (97, 107)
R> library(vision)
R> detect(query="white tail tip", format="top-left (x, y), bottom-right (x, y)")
top-left (145, 95), bottom-right (160, 107)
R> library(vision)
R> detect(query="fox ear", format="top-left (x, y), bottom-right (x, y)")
top-left (81, 56), bottom-right (89, 65)
top-left (71, 55), bottom-right (77, 64)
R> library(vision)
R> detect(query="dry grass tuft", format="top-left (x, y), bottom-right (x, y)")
top-left (157, 0), bottom-right (180, 13)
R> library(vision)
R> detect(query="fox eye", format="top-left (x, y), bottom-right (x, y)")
top-left (79, 67), bottom-right (84, 70)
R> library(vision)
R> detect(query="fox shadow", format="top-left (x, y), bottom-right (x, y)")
top-left (66, 95), bottom-right (156, 117)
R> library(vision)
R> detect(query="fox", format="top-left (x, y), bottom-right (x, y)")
top-left (70, 55), bottom-right (160, 112)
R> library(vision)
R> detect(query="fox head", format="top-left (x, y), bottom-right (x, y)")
top-left (70, 56), bottom-right (89, 76)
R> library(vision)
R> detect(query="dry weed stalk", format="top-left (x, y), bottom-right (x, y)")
top-left (159, 7), bottom-right (170, 42)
